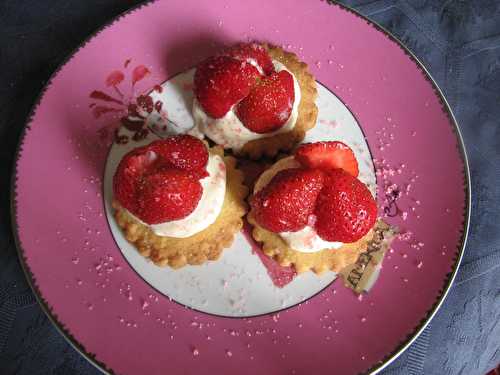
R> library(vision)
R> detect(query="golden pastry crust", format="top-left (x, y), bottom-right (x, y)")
top-left (238, 44), bottom-right (318, 159)
top-left (248, 155), bottom-right (387, 274)
top-left (248, 212), bottom-right (387, 275)
top-left (113, 147), bottom-right (248, 269)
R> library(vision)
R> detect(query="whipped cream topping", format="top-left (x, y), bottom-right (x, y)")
top-left (128, 153), bottom-right (226, 238)
top-left (192, 60), bottom-right (301, 151)
top-left (280, 226), bottom-right (343, 253)
top-left (254, 156), bottom-right (343, 253)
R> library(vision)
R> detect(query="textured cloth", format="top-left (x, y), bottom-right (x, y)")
top-left (0, 1), bottom-right (499, 374)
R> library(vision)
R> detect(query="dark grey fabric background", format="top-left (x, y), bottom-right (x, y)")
top-left (1, 1), bottom-right (499, 374)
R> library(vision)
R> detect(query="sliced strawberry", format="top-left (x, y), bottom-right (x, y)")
top-left (194, 55), bottom-right (261, 118)
top-left (113, 145), bottom-right (160, 214)
top-left (295, 141), bottom-right (359, 177)
top-left (314, 169), bottom-right (377, 243)
top-left (236, 70), bottom-right (295, 134)
top-left (136, 168), bottom-right (203, 224)
top-left (225, 43), bottom-right (275, 75)
top-left (251, 168), bottom-right (324, 233)
top-left (113, 135), bottom-right (209, 218)
top-left (150, 135), bottom-right (208, 178)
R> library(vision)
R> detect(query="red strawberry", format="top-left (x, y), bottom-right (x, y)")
top-left (136, 168), bottom-right (203, 224)
top-left (314, 169), bottom-right (377, 243)
top-left (295, 141), bottom-right (359, 177)
top-left (113, 135), bottom-right (209, 217)
top-left (236, 70), bottom-right (295, 134)
top-left (251, 168), bottom-right (325, 232)
top-left (194, 55), bottom-right (261, 118)
top-left (113, 145), bottom-right (159, 213)
top-left (150, 135), bottom-right (208, 178)
top-left (225, 43), bottom-right (275, 75)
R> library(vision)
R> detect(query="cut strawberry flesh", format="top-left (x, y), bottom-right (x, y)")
top-left (295, 141), bottom-right (359, 177)
top-left (150, 135), bottom-right (209, 178)
top-left (113, 136), bottom-right (209, 224)
top-left (136, 169), bottom-right (203, 224)
top-left (251, 168), bottom-right (325, 233)
top-left (225, 42), bottom-right (275, 75)
top-left (194, 55), bottom-right (261, 119)
top-left (314, 169), bottom-right (376, 243)
top-left (236, 70), bottom-right (295, 134)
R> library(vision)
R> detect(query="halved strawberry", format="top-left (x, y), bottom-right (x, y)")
top-left (236, 70), bottom-right (295, 134)
top-left (251, 168), bottom-right (324, 233)
top-left (113, 145), bottom-right (161, 214)
top-left (136, 169), bottom-right (203, 224)
top-left (150, 135), bottom-right (208, 178)
top-left (113, 135), bottom-right (209, 218)
top-left (295, 141), bottom-right (359, 177)
top-left (314, 169), bottom-right (377, 243)
top-left (194, 55), bottom-right (261, 119)
top-left (225, 43), bottom-right (275, 75)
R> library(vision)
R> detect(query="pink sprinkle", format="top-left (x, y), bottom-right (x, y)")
top-left (226, 350), bottom-right (233, 357)
top-left (417, 261), bottom-right (423, 269)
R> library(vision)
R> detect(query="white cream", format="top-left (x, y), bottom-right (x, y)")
top-left (280, 226), bottom-right (343, 253)
top-left (254, 156), bottom-right (343, 253)
top-left (192, 60), bottom-right (301, 151)
top-left (128, 153), bottom-right (226, 238)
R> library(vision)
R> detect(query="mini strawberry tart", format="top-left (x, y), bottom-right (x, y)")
top-left (112, 135), bottom-right (248, 269)
top-left (248, 141), bottom-right (388, 274)
top-left (191, 42), bottom-right (318, 159)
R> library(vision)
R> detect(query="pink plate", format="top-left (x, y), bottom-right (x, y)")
top-left (12, 1), bottom-right (470, 374)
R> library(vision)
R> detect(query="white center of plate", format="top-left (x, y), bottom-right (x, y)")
top-left (103, 68), bottom-right (376, 317)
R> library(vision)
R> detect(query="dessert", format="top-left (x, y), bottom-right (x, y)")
top-left (247, 141), bottom-right (385, 274)
top-left (112, 135), bottom-right (248, 268)
top-left (191, 42), bottom-right (318, 159)
top-left (110, 42), bottom-right (391, 280)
